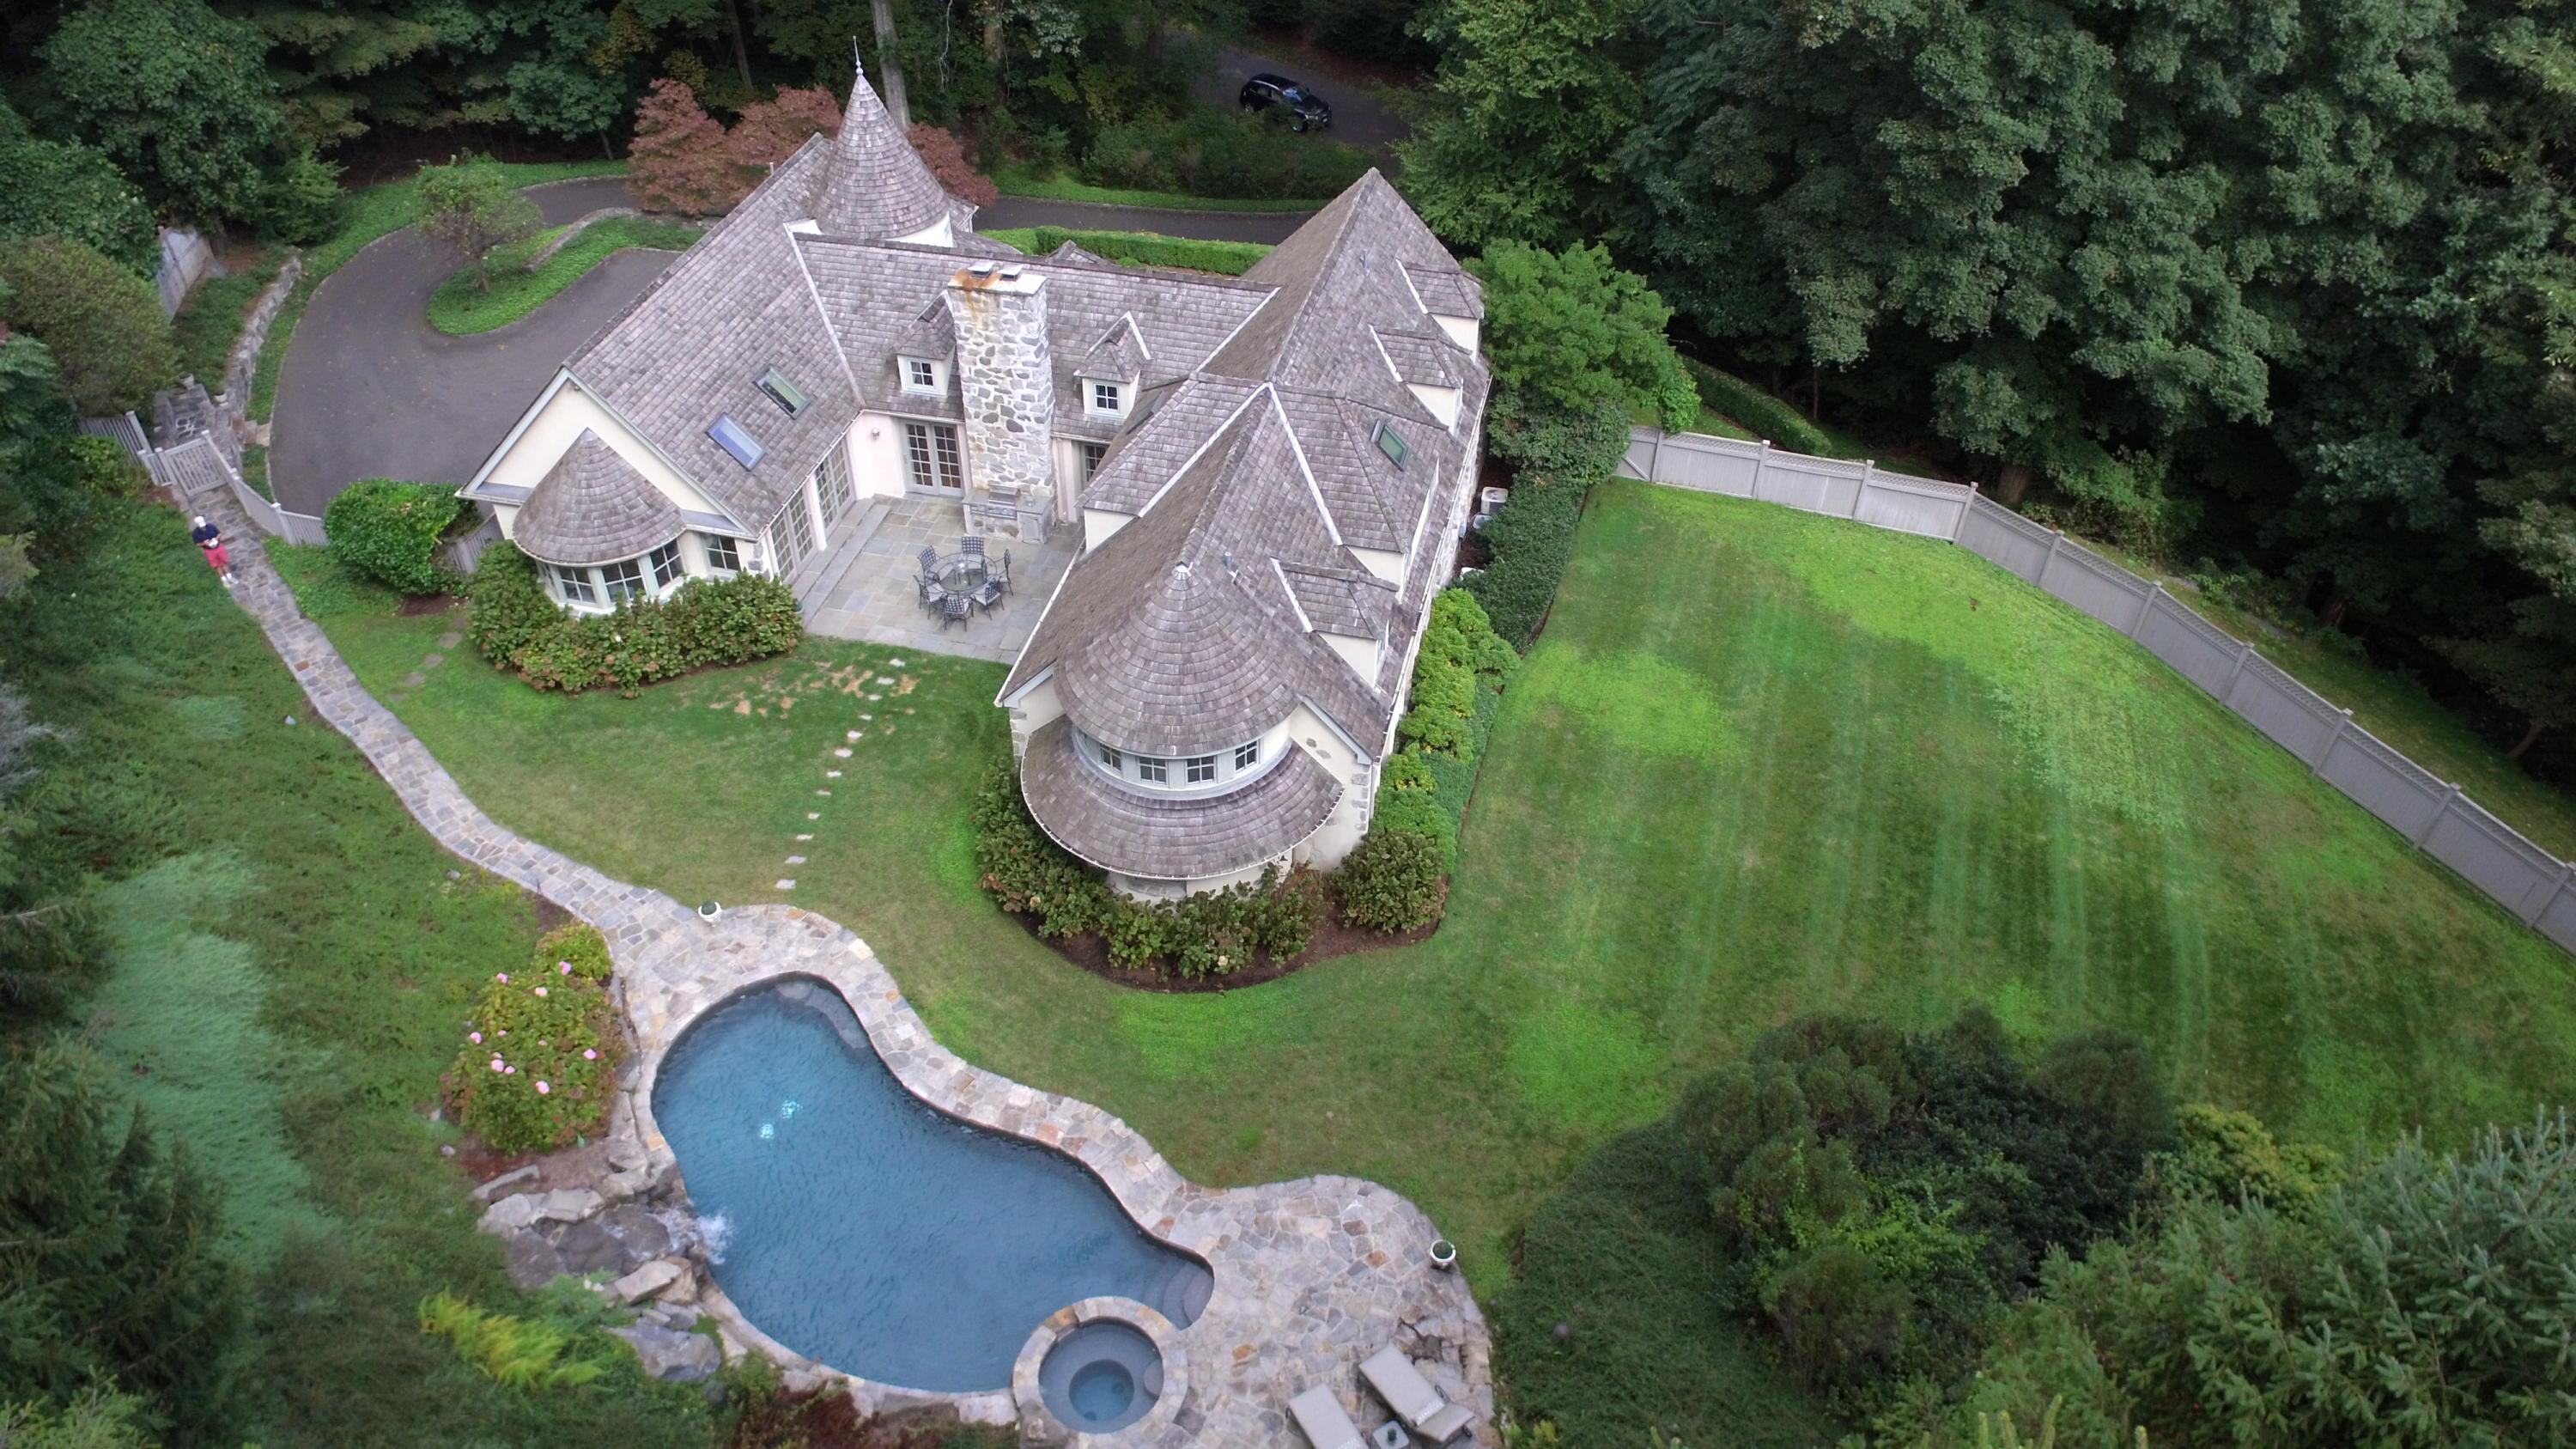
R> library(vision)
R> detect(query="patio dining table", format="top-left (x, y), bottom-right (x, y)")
top-left (932, 553), bottom-right (987, 593)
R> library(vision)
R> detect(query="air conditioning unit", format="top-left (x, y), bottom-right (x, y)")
top-left (1479, 485), bottom-right (1510, 512)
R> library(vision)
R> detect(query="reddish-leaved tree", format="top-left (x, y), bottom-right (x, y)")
top-left (908, 124), bottom-right (999, 207)
top-left (729, 85), bottom-right (843, 174)
top-left (628, 78), bottom-right (737, 216)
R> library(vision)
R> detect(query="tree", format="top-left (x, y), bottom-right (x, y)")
top-left (727, 84), bottom-right (842, 172)
top-left (0, 102), bottom-right (155, 276)
top-left (1954, 1110), bottom-right (2576, 1449)
top-left (37, 0), bottom-right (295, 228)
top-left (1467, 240), bottom-right (1697, 430)
top-left (627, 77), bottom-right (738, 217)
top-left (413, 156), bottom-right (541, 292)
top-left (0, 1387), bottom-right (160, 1449)
top-left (1395, 0), bottom-right (1649, 250)
top-left (0, 1040), bottom-right (243, 1443)
top-left (908, 123), bottom-right (999, 207)
top-left (0, 239), bottom-right (178, 416)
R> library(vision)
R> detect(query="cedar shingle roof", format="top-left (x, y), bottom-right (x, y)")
top-left (810, 68), bottom-right (951, 240)
top-left (513, 429), bottom-right (683, 565)
top-left (1020, 715), bottom-right (1341, 880)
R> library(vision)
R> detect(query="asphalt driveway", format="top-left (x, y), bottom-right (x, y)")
top-left (1202, 45), bottom-right (1410, 162)
top-left (269, 178), bottom-right (668, 516)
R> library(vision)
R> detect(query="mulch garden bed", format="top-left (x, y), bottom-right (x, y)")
top-left (1005, 904), bottom-right (1440, 994)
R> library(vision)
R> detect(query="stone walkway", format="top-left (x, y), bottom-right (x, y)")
top-left (194, 487), bottom-right (1493, 1446)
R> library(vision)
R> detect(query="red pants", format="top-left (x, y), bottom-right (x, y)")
top-left (202, 543), bottom-right (230, 574)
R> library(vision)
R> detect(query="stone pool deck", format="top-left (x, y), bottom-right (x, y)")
top-left (197, 486), bottom-right (1494, 1448)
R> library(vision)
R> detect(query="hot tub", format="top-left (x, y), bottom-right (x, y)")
top-left (1038, 1318), bottom-right (1163, 1434)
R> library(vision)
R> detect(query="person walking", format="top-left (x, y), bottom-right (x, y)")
top-left (190, 514), bottom-right (235, 586)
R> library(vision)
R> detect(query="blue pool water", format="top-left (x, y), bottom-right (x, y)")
top-left (651, 977), bottom-right (1212, 1392)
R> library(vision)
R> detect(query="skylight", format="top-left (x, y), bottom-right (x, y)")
top-left (1374, 422), bottom-right (1410, 471)
top-left (755, 368), bottom-right (808, 417)
top-left (708, 415), bottom-right (765, 469)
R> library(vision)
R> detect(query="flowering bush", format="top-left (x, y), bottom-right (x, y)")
top-left (445, 923), bottom-right (622, 1154)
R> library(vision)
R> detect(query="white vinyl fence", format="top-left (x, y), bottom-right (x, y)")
top-left (93, 414), bottom-right (329, 546)
top-left (1620, 424), bottom-right (2576, 956)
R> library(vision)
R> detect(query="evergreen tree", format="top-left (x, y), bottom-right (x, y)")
top-left (0, 1041), bottom-right (243, 1446)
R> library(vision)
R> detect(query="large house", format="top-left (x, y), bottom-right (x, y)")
top-left (466, 68), bottom-right (1490, 898)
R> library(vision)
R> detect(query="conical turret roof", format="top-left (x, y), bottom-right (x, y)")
top-left (513, 430), bottom-right (683, 566)
top-left (811, 65), bottom-right (952, 240)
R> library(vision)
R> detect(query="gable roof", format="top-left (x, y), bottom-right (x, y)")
top-left (513, 429), bottom-right (683, 565)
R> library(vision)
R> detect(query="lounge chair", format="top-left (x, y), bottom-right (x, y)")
top-left (1359, 1348), bottom-right (1476, 1446)
top-left (1288, 1386), bottom-right (1366, 1449)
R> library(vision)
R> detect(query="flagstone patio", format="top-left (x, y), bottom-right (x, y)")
top-left (793, 495), bottom-right (1079, 665)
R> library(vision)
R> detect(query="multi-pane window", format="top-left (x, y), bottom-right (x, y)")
top-left (904, 357), bottom-right (940, 392)
top-left (1234, 740), bottom-right (1260, 771)
top-left (773, 493), bottom-right (815, 573)
top-left (815, 448), bottom-right (854, 531)
top-left (648, 541), bottom-right (683, 588)
top-left (702, 534), bottom-right (741, 573)
top-left (1090, 381), bottom-right (1123, 415)
top-left (601, 557), bottom-right (647, 604)
top-left (1185, 755), bottom-right (1217, 784)
top-left (903, 422), bottom-right (963, 491)
top-left (1078, 440), bottom-right (1108, 485)
top-left (1136, 758), bottom-right (1168, 784)
top-left (550, 563), bottom-right (596, 606)
top-left (1097, 743), bottom-right (1123, 771)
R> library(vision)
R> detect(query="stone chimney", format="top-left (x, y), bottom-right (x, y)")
top-left (943, 263), bottom-right (1055, 542)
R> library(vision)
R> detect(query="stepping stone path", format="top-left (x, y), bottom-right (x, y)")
top-left (386, 628), bottom-right (466, 703)
top-left (194, 493), bottom-right (1494, 1445)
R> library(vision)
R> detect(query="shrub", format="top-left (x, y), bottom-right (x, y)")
top-left (910, 123), bottom-right (999, 207)
top-left (444, 923), bottom-right (622, 1154)
top-left (1083, 106), bottom-right (1373, 199)
top-left (1355, 587), bottom-right (1516, 920)
top-left (1465, 465), bottom-right (1590, 649)
top-left (464, 543), bottom-right (804, 696)
top-left (0, 100), bottom-right (155, 274)
top-left (254, 149), bottom-right (348, 245)
top-left (415, 155), bottom-right (542, 290)
top-left (0, 236), bottom-right (177, 413)
top-left (1467, 240), bottom-right (1698, 431)
top-left (1335, 827), bottom-right (1446, 931)
top-left (418, 1292), bottom-right (604, 1391)
top-left (322, 478), bottom-right (465, 594)
top-left (65, 434), bottom-right (149, 497)
top-left (971, 759), bottom-right (1323, 977)
top-left (1016, 225), bottom-right (1269, 276)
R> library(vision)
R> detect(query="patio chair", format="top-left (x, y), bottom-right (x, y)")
top-left (969, 577), bottom-right (1005, 614)
top-left (916, 574), bottom-right (948, 614)
top-left (959, 534), bottom-right (986, 562)
top-left (917, 545), bottom-right (941, 579)
top-left (939, 591), bottom-right (972, 629)
top-left (1287, 1386), bottom-right (1367, 1449)
top-left (1358, 1348), bottom-right (1476, 1446)
top-left (996, 549), bottom-right (1014, 594)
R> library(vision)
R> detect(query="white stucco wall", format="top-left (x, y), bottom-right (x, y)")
top-left (848, 411), bottom-right (912, 499)
top-left (482, 383), bottom-right (729, 526)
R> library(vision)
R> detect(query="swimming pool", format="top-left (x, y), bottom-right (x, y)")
top-left (650, 977), bottom-right (1213, 1392)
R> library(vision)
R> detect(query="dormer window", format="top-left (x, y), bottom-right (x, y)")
top-left (1374, 422), bottom-right (1410, 471)
top-left (1088, 380), bottom-right (1127, 417)
top-left (902, 357), bottom-right (945, 393)
top-left (755, 368), bottom-right (808, 417)
top-left (709, 415), bottom-right (765, 469)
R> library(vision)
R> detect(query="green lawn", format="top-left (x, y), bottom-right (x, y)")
top-left (280, 482), bottom-right (2576, 1304)
top-left (21, 512), bottom-right (711, 1446)
top-left (428, 217), bottom-right (702, 335)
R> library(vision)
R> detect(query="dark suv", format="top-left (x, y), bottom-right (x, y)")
top-left (1238, 73), bottom-right (1332, 132)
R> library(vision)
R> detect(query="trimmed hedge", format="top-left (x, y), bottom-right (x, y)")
top-left (465, 542), bottom-right (802, 696)
top-left (322, 478), bottom-right (465, 595)
top-left (444, 924), bottom-right (621, 1154)
top-left (1007, 225), bottom-right (1272, 277)
top-left (1343, 588), bottom-right (1518, 930)
top-left (970, 760), bottom-right (1323, 978)
top-left (1464, 393), bottom-right (1631, 648)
